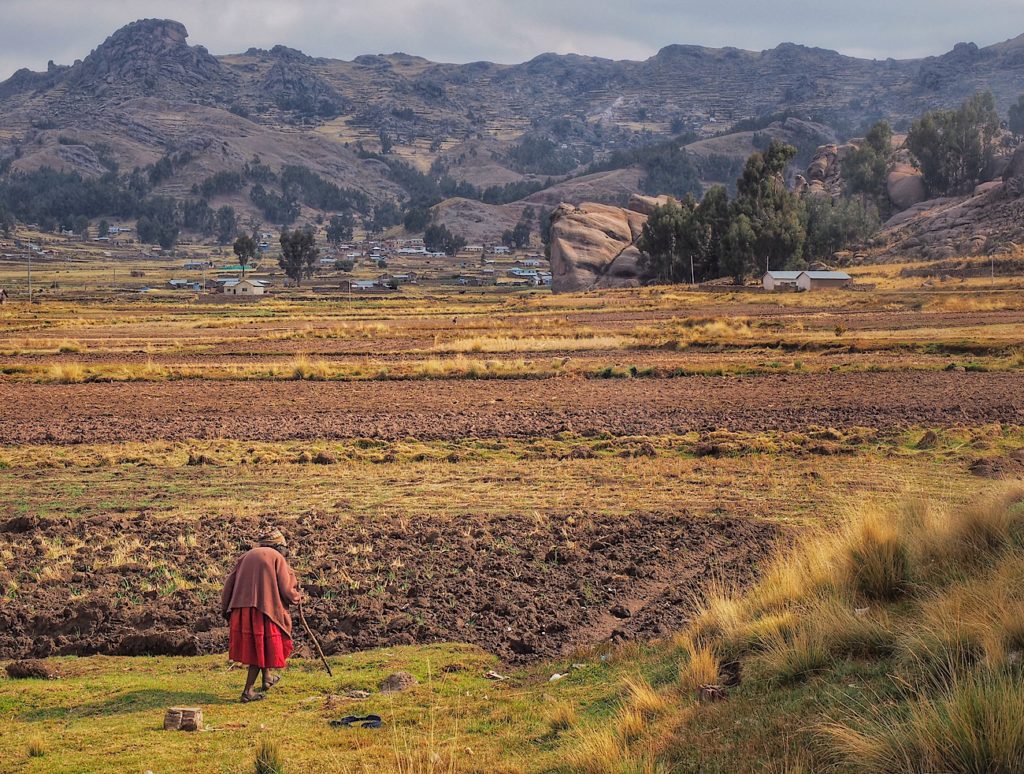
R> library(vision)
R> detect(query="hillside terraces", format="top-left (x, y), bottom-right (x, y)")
top-left (3, 19), bottom-right (1024, 222)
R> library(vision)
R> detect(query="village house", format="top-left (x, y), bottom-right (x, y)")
top-left (762, 271), bottom-right (802, 290)
top-left (508, 267), bottom-right (539, 279)
top-left (222, 278), bottom-right (268, 296)
top-left (167, 279), bottom-right (203, 291)
top-left (796, 270), bottom-right (852, 290)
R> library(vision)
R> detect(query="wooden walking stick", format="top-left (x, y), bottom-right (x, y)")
top-left (298, 598), bottom-right (333, 677)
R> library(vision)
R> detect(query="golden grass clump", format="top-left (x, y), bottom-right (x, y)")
top-left (546, 701), bottom-right (578, 735)
top-left (677, 638), bottom-right (721, 693)
top-left (254, 739), bottom-right (285, 774)
top-left (436, 334), bottom-right (630, 354)
top-left (289, 355), bottom-right (333, 381)
top-left (567, 729), bottom-right (626, 774)
top-left (45, 362), bottom-right (86, 383)
top-left (26, 738), bottom-right (45, 758)
top-left (826, 670), bottom-right (1024, 773)
top-left (919, 486), bottom-right (1024, 563)
top-left (57, 339), bottom-right (85, 353)
top-left (839, 506), bottom-right (911, 601)
top-left (754, 627), bottom-right (831, 684)
top-left (801, 599), bottom-right (896, 659)
top-left (622, 676), bottom-right (670, 720)
top-left (688, 591), bottom-right (748, 649)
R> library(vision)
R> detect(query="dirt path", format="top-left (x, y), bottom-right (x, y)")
top-left (0, 371), bottom-right (1021, 445)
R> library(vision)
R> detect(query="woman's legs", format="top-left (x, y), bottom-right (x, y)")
top-left (261, 667), bottom-right (280, 691)
top-left (243, 665), bottom-right (261, 699)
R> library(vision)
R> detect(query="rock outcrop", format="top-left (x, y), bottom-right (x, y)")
top-left (796, 141), bottom-right (928, 214)
top-left (548, 195), bottom-right (671, 293)
top-left (1001, 144), bottom-right (1024, 196)
top-left (261, 61), bottom-right (349, 117)
top-left (877, 146), bottom-right (1024, 260)
top-left (68, 19), bottom-right (232, 98)
top-left (887, 161), bottom-right (928, 211)
top-left (795, 143), bottom-right (857, 198)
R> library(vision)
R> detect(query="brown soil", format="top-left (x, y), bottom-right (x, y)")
top-left (969, 451), bottom-right (1024, 479)
top-left (5, 659), bottom-right (58, 679)
top-left (0, 372), bottom-right (1020, 445)
top-left (0, 509), bottom-right (780, 664)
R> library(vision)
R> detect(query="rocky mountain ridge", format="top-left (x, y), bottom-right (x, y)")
top-left (4, 20), bottom-right (1024, 185)
top-left (4, 19), bottom-right (1024, 256)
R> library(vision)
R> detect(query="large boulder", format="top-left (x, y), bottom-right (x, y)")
top-left (800, 143), bottom-right (857, 198)
top-left (626, 193), bottom-right (673, 217)
top-left (1002, 144), bottom-right (1024, 196)
top-left (887, 163), bottom-right (927, 211)
top-left (548, 201), bottom-right (654, 293)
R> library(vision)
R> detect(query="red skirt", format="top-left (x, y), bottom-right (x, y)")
top-left (229, 607), bottom-right (293, 668)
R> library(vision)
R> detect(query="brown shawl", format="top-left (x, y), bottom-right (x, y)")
top-left (221, 546), bottom-right (301, 636)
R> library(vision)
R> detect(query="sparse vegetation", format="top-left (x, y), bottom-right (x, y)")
top-left (254, 739), bottom-right (286, 774)
top-left (0, 251), bottom-right (1023, 773)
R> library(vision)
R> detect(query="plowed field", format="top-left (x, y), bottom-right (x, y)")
top-left (0, 371), bottom-right (1020, 445)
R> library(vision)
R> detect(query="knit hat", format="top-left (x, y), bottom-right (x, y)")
top-left (258, 528), bottom-right (287, 548)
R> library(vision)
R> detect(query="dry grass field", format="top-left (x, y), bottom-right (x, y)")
top-left (2, 259), bottom-right (1024, 772)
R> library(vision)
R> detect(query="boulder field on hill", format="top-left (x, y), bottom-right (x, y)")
top-left (876, 143), bottom-right (1024, 261)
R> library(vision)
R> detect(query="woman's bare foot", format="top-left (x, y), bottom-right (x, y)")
top-left (261, 672), bottom-right (281, 692)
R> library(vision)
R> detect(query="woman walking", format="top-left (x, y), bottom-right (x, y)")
top-left (222, 528), bottom-right (302, 702)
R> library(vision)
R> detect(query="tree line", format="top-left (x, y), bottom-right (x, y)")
top-left (638, 141), bottom-right (879, 284)
top-left (639, 90), bottom-right (1018, 284)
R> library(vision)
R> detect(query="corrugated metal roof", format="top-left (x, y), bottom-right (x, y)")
top-left (801, 271), bottom-right (851, 280)
top-left (764, 271), bottom-right (802, 279)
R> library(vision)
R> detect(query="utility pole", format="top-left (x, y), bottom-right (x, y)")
top-left (26, 250), bottom-right (31, 302)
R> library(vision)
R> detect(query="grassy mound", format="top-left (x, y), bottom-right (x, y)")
top-left (567, 483), bottom-right (1024, 772)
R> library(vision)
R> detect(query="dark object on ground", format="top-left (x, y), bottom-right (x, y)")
top-left (969, 455), bottom-right (1024, 479)
top-left (163, 707), bottom-right (203, 730)
top-left (330, 714), bottom-right (383, 729)
top-left (5, 659), bottom-right (58, 679)
top-left (379, 671), bottom-right (417, 693)
top-left (698, 684), bottom-right (728, 702)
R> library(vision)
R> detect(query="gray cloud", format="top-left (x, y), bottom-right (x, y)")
top-left (1, 0), bottom-right (1023, 80)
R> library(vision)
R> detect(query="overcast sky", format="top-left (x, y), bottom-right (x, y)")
top-left (2, 0), bottom-right (1024, 80)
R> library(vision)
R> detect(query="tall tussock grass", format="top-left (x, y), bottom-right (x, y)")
top-left (254, 739), bottom-right (285, 774)
top-left (825, 670), bottom-right (1024, 773)
top-left (580, 483), bottom-right (1024, 771)
top-left (45, 362), bottom-right (86, 383)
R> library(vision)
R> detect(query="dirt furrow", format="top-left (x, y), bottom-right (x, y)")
top-left (0, 372), bottom-right (1020, 445)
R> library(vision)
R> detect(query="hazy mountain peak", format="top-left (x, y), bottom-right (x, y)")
top-left (65, 18), bottom-right (229, 97)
